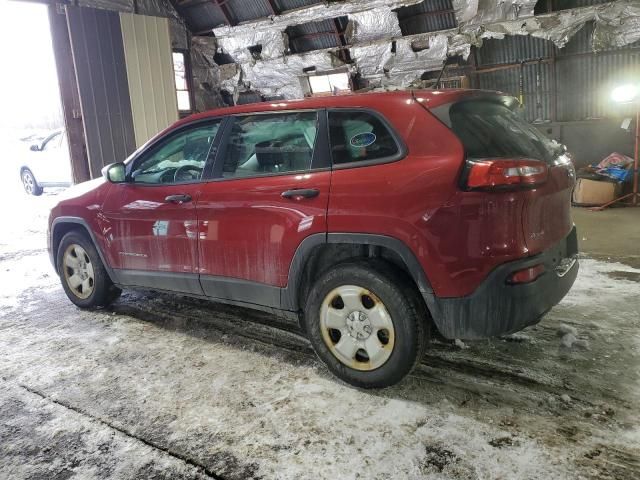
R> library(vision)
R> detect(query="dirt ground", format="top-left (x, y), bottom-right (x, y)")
top-left (1, 137), bottom-right (639, 479)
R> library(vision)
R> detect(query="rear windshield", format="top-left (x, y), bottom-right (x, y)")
top-left (434, 99), bottom-right (559, 163)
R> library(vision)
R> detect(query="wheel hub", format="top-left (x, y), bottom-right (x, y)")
top-left (319, 285), bottom-right (395, 371)
top-left (62, 244), bottom-right (95, 299)
top-left (346, 310), bottom-right (373, 340)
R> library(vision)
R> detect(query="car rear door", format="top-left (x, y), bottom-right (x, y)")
top-left (196, 109), bottom-right (330, 307)
top-left (101, 119), bottom-right (223, 294)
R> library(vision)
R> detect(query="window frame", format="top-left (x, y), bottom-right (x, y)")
top-left (172, 49), bottom-right (195, 117)
top-left (40, 131), bottom-right (62, 151)
top-left (327, 108), bottom-right (407, 170)
top-left (208, 108), bottom-right (331, 182)
top-left (124, 117), bottom-right (226, 187)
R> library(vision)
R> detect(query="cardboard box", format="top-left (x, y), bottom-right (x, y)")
top-left (572, 178), bottom-right (621, 206)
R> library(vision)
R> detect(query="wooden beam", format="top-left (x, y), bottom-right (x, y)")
top-left (48, 4), bottom-right (90, 184)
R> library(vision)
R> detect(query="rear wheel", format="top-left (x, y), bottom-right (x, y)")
top-left (21, 169), bottom-right (43, 196)
top-left (57, 231), bottom-right (121, 308)
top-left (305, 261), bottom-right (428, 388)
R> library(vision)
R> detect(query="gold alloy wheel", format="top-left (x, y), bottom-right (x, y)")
top-left (320, 285), bottom-right (395, 371)
top-left (62, 244), bottom-right (95, 299)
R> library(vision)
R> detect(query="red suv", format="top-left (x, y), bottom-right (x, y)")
top-left (48, 90), bottom-right (578, 388)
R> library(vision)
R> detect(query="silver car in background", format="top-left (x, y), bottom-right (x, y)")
top-left (20, 129), bottom-right (72, 195)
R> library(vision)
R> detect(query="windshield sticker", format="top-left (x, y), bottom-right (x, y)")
top-left (350, 132), bottom-right (376, 148)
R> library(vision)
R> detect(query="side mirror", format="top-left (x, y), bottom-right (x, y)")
top-left (30, 144), bottom-right (40, 152)
top-left (101, 162), bottom-right (126, 183)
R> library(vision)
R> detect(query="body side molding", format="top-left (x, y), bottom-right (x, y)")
top-left (280, 232), bottom-right (433, 311)
top-left (327, 233), bottom-right (433, 294)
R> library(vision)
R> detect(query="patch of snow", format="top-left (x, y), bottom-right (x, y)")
top-left (557, 324), bottom-right (578, 337)
top-left (560, 332), bottom-right (577, 348)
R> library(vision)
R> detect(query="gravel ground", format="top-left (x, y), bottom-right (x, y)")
top-left (1, 134), bottom-right (639, 479)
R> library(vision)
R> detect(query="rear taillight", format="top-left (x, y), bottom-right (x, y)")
top-left (507, 264), bottom-right (545, 284)
top-left (463, 158), bottom-right (548, 190)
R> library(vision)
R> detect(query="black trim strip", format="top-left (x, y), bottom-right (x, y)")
top-left (200, 274), bottom-right (280, 308)
top-left (115, 269), bottom-right (203, 296)
top-left (50, 217), bottom-right (115, 281)
top-left (281, 233), bottom-right (327, 311)
top-left (327, 233), bottom-right (432, 294)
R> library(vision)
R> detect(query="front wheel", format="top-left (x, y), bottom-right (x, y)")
top-left (57, 231), bottom-right (121, 309)
top-left (304, 261), bottom-right (428, 388)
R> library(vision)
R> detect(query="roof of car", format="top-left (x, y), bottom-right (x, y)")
top-left (176, 89), bottom-right (503, 128)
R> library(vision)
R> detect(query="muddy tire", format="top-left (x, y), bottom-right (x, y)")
top-left (21, 168), bottom-right (43, 196)
top-left (304, 261), bottom-right (428, 388)
top-left (57, 230), bottom-right (121, 309)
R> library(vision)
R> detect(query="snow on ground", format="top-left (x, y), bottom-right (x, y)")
top-left (0, 156), bottom-right (639, 479)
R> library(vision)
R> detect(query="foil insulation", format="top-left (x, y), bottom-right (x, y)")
top-left (346, 8), bottom-right (402, 44)
top-left (452, 0), bottom-right (537, 25)
top-left (211, 0), bottom-right (423, 37)
top-left (207, 1), bottom-right (640, 101)
top-left (217, 30), bottom-right (286, 63)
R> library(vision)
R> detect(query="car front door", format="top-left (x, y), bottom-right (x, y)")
top-left (101, 119), bottom-right (223, 294)
top-left (196, 110), bottom-right (330, 307)
top-left (30, 131), bottom-right (69, 184)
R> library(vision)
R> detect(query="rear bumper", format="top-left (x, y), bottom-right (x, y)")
top-left (425, 226), bottom-right (579, 339)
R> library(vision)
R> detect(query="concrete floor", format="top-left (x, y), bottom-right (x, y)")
top-left (1, 141), bottom-right (639, 479)
top-left (572, 206), bottom-right (640, 267)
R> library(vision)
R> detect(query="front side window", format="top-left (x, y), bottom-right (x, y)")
top-left (329, 111), bottom-right (400, 165)
top-left (221, 111), bottom-right (318, 178)
top-left (131, 121), bottom-right (220, 184)
top-left (42, 132), bottom-right (62, 151)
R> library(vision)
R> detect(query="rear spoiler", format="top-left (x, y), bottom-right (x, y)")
top-left (411, 90), bottom-right (519, 112)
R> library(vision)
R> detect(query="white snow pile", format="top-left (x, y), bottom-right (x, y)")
top-left (559, 258), bottom-right (640, 309)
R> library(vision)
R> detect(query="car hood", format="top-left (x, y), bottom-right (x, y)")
top-left (56, 177), bottom-right (106, 202)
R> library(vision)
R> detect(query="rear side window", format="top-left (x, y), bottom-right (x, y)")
top-left (441, 100), bottom-right (558, 163)
top-left (221, 111), bottom-right (318, 178)
top-left (329, 110), bottom-right (400, 165)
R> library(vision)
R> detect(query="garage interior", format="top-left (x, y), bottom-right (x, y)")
top-left (1, 0), bottom-right (640, 479)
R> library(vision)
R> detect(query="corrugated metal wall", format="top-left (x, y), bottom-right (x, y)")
top-left (286, 17), bottom-right (348, 53)
top-left (120, 12), bottom-right (178, 147)
top-left (476, 22), bottom-right (640, 123)
top-left (67, 6), bottom-right (136, 178)
top-left (395, 0), bottom-right (457, 35)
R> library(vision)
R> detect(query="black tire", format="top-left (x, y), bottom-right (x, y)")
top-left (304, 260), bottom-right (428, 388)
top-left (21, 168), bottom-right (43, 196)
top-left (56, 230), bottom-right (121, 309)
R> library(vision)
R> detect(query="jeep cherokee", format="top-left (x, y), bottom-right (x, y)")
top-left (48, 90), bottom-right (578, 388)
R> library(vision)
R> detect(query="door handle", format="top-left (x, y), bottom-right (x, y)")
top-left (165, 194), bottom-right (192, 204)
top-left (281, 188), bottom-right (320, 199)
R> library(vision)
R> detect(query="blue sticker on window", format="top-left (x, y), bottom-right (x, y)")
top-left (350, 132), bottom-right (376, 148)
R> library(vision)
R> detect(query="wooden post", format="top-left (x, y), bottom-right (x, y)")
top-left (48, 3), bottom-right (90, 184)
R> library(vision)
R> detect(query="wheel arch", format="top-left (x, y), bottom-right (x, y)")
top-left (282, 233), bottom-right (433, 314)
top-left (50, 217), bottom-right (114, 281)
